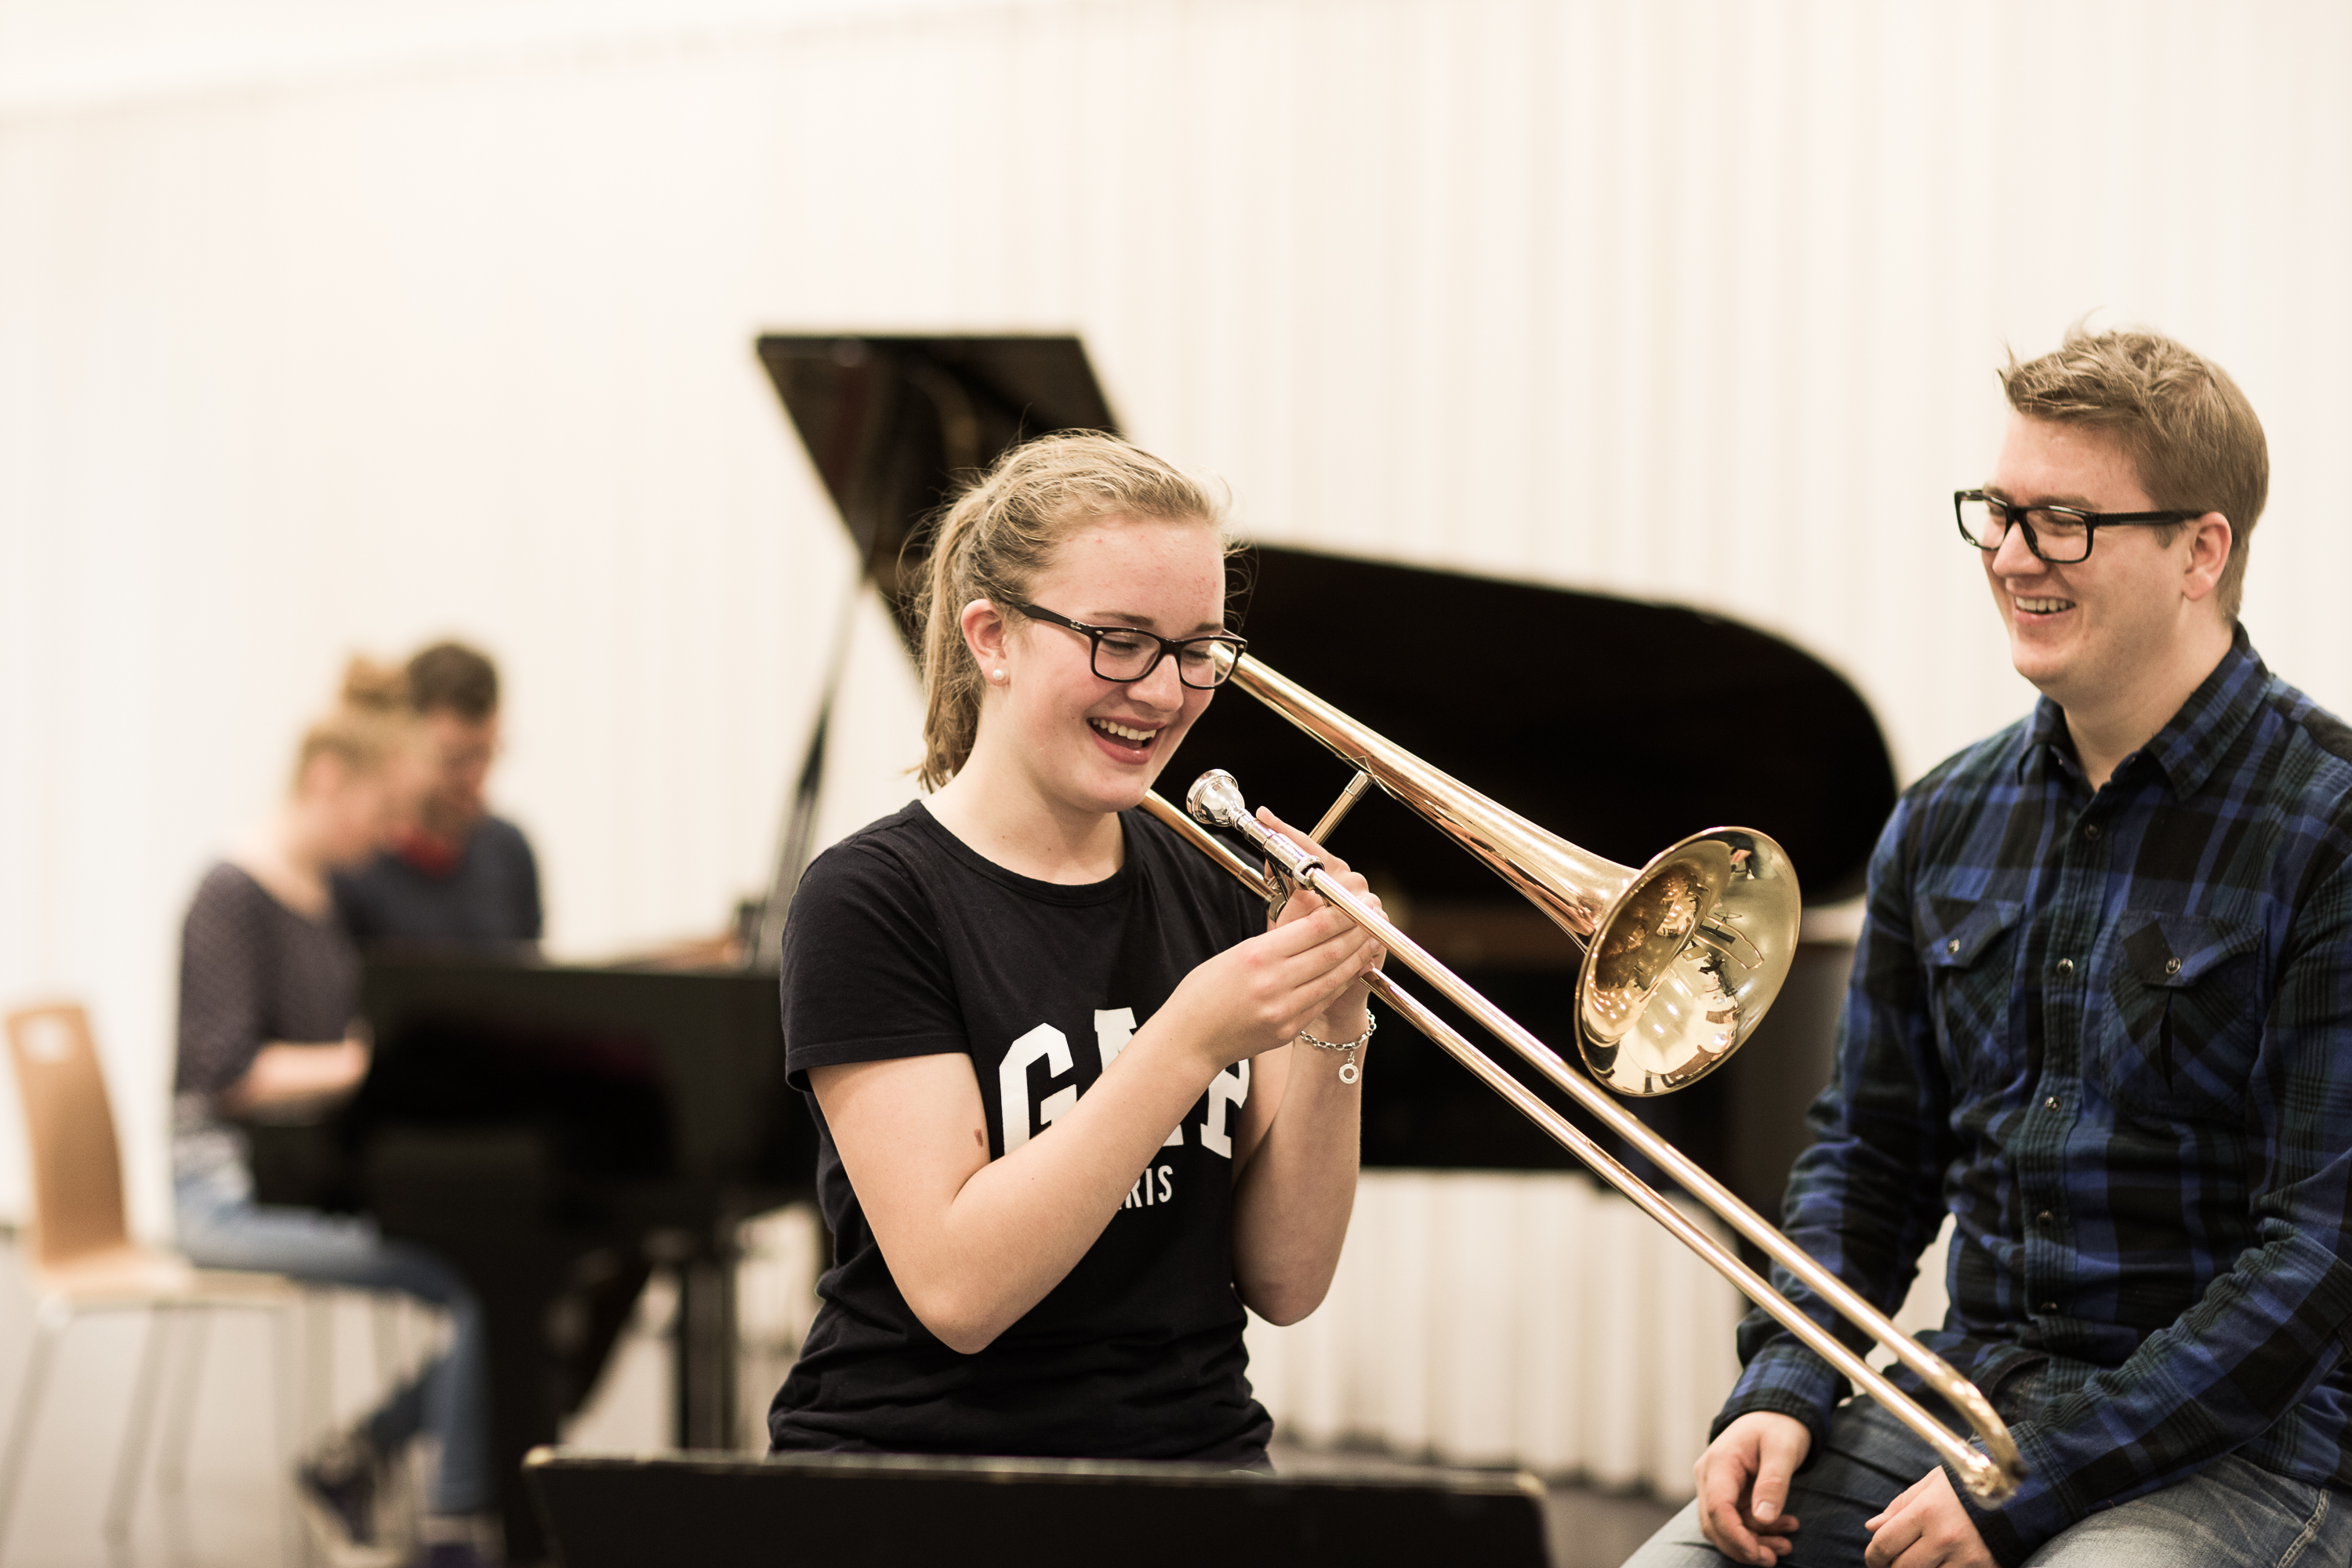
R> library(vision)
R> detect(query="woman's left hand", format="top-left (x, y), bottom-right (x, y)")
top-left (1229, 808), bottom-right (1383, 1324)
top-left (1254, 808), bottom-right (1385, 1039)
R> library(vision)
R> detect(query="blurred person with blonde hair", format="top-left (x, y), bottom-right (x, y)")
top-left (334, 640), bottom-right (542, 949)
top-left (174, 660), bottom-right (495, 1568)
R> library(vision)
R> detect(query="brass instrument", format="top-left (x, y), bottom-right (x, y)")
top-left (1142, 655), bottom-right (2025, 1505)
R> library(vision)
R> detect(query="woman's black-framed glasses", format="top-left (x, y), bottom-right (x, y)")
top-left (1007, 601), bottom-right (1247, 688)
top-left (1955, 490), bottom-right (2200, 565)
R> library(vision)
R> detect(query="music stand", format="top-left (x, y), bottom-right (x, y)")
top-left (525, 1446), bottom-right (1552, 1567)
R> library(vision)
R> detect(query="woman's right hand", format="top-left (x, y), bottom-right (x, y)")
top-left (1161, 898), bottom-right (1384, 1073)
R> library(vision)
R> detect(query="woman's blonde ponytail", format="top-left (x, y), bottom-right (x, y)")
top-left (289, 657), bottom-right (419, 789)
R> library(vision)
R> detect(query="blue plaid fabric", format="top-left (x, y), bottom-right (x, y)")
top-left (1718, 626), bottom-right (2352, 1565)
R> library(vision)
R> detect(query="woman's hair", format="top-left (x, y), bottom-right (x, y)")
top-left (911, 432), bottom-right (1229, 789)
top-left (289, 657), bottom-right (418, 790)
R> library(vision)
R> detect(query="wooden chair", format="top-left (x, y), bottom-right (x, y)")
top-left (0, 1000), bottom-right (305, 1562)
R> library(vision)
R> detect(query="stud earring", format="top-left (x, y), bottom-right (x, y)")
top-left (992, 670), bottom-right (1005, 682)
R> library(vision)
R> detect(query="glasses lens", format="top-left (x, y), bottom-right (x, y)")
top-left (1091, 630), bottom-right (1160, 681)
top-left (2024, 510), bottom-right (2090, 562)
top-left (1961, 499), bottom-right (2092, 563)
top-left (1177, 639), bottom-right (1243, 688)
top-left (1958, 497), bottom-right (2008, 550)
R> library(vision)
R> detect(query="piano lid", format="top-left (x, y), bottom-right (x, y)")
top-left (757, 336), bottom-right (1117, 621)
top-left (755, 333), bottom-right (1896, 908)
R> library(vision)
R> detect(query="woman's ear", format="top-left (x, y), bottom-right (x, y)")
top-left (960, 597), bottom-right (1011, 683)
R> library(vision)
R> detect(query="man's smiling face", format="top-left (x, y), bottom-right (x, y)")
top-left (1980, 414), bottom-right (2216, 712)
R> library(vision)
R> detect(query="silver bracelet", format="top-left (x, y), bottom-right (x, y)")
top-left (1298, 1007), bottom-right (1377, 1084)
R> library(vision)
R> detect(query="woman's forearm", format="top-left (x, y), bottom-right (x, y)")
top-left (1230, 1037), bottom-right (1363, 1325)
top-left (822, 907), bottom-right (1381, 1355)
top-left (949, 1032), bottom-right (1221, 1334)
top-left (221, 1037), bottom-right (369, 1114)
top-left (823, 1019), bottom-right (1222, 1354)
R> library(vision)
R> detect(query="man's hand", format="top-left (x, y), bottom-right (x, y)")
top-left (1863, 1468), bottom-right (1994, 1567)
top-left (1694, 1411), bottom-right (1809, 1565)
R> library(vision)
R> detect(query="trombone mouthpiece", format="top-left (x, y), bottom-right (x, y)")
top-left (1186, 769), bottom-right (1249, 830)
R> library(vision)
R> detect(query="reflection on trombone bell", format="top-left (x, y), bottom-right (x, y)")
top-left (1138, 650), bottom-right (2029, 1508)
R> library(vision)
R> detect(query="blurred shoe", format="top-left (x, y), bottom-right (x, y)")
top-left (296, 1432), bottom-right (403, 1568)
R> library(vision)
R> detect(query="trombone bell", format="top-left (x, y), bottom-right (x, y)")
top-left (1221, 655), bottom-right (1802, 1094)
top-left (1579, 826), bottom-right (1798, 1093)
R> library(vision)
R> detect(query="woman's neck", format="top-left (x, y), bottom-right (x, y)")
top-left (924, 753), bottom-right (1127, 885)
top-left (230, 803), bottom-right (335, 920)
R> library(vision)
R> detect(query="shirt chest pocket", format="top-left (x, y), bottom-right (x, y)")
top-left (2100, 913), bottom-right (2264, 1121)
top-left (1920, 898), bottom-right (2023, 1093)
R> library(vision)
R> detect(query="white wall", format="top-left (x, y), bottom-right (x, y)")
top-left (3, 0), bottom-right (2348, 1250)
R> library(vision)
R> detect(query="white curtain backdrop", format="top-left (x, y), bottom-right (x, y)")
top-left (2, 0), bottom-right (2347, 1381)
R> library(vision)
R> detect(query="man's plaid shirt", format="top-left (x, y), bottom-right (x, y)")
top-left (1719, 626), bottom-right (2352, 1564)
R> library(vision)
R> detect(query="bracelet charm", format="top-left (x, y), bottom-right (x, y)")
top-left (1298, 1007), bottom-right (1377, 1084)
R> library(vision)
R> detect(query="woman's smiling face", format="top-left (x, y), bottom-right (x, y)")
top-left (975, 514), bottom-right (1229, 820)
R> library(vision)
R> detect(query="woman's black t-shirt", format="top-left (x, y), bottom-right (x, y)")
top-left (766, 800), bottom-right (1275, 1462)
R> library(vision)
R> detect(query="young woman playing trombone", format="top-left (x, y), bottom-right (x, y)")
top-left (765, 432), bottom-right (1381, 1464)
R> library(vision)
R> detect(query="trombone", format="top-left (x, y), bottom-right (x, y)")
top-left (1140, 653), bottom-right (2026, 1505)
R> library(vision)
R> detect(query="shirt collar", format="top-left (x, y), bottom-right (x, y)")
top-left (2020, 695), bottom-right (2078, 787)
top-left (2016, 622), bottom-right (2268, 800)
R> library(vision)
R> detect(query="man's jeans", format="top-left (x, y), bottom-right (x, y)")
top-left (1621, 1382), bottom-right (2351, 1568)
top-left (176, 1168), bottom-right (492, 1516)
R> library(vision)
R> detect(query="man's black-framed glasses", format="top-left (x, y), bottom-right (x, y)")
top-left (1955, 490), bottom-right (2201, 565)
top-left (1009, 601), bottom-right (1248, 689)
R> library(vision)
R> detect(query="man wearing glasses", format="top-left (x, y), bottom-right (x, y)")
top-left (1628, 326), bottom-right (2352, 1566)
top-left (334, 641), bottom-right (543, 949)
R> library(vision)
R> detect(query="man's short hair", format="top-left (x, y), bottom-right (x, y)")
top-left (405, 641), bottom-right (500, 720)
top-left (2001, 323), bottom-right (2268, 619)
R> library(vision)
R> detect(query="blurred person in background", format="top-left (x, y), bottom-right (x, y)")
top-left (328, 636), bottom-right (647, 1441)
top-left (335, 640), bottom-right (542, 949)
top-left (174, 660), bottom-right (495, 1568)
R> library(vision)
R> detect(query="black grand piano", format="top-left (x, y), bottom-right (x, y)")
top-left (246, 335), bottom-right (1896, 1563)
